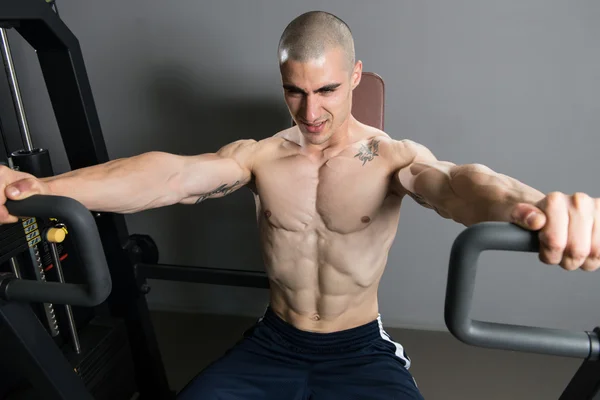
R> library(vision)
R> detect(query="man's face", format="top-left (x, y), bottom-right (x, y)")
top-left (280, 47), bottom-right (362, 145)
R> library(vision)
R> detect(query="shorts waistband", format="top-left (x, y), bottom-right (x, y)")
top-left (260, 307), bottom-right (381, 353)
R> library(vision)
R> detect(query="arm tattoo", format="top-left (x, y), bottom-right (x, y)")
top-left (408, 191), bottom-right (427, 206)
top-left (195, 180), bottom-right (241, 204)
top-left (407, 191), bottom-right (450, 218)
top-left (407, 191), bottom-right (437, 212)
top-left (354, 139), bottom-right (380, 166)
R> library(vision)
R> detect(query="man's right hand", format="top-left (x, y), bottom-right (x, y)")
top-left (0, 165), bottom-right (51, 224)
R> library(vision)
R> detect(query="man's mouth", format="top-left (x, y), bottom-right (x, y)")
top-left (301, 120), bottom-right (327, 133)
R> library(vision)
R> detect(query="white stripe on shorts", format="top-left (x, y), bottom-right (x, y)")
top-left (377, 314), bottom-right (411, 369)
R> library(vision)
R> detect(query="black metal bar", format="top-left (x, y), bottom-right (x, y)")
top-left (0, 299), bottom-right (93, 400)
top-left (2, 196), bottom-right (112, 306)
top-left (135, 263), bottom-right (270, 289)
top-left (445, 222), bottom-right (598, 359)
top-left (560, 360), bottom-right (600, 399)
top-left (0, 1), bottom-right (174, 397)
top-left (93, 215), bottom-right (175, 399)
top-left (131, 271), bottom-right (177, 399)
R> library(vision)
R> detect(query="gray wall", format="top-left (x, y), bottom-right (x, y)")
top-left (5, 0), bottom-right (600, 331)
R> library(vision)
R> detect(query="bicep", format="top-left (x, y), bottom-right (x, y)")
top-left (178, 139), bottom-right (257, 204)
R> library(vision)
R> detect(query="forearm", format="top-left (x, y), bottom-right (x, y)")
top-left (42, 151), bottom-right (186, 213)
top-left (445, 164), bottom-right (545, 225)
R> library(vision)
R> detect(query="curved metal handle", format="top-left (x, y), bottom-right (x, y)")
top-left (444, 222), bottom-right (599, 360)
top-left (2, 195), bottom-right (111, 307)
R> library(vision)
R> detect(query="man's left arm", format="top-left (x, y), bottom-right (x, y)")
top-left (393, 139), bottom-right (600, 272)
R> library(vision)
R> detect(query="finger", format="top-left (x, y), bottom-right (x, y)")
top-left (0, 185), bottom-right (6, 213)
top-left (510, 203), bottom-right (546, 231)
top-left (0, 204), bottom-right (19, 224)
top-left (538, 193), bottom-right (569, 266)
top-left (6, 178), bottom-right (42, 200)
top-left (581, 199), bottom-right (600, 271)
top-left (561, 193), bottom-right (595, 270)
top-left (0, 169), bottom-right (16, 224)
top-left (0, 169), bottom-right (7, 205)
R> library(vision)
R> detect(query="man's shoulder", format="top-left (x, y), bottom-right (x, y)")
top-left (255, 128), bottom-right (298, 151)
top-left (365, 134), bottom-right (436, 170)
top-left (242, 127), bottom-right (299, 164)
top-left (225, 130), bottom-right (293, 153)
top-left (271, 125), bottom-right (301, 144)
top-left (352, 122), bottom-right (412, 150)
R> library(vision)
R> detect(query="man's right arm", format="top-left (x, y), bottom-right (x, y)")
top-left (0, 139), bottom-right (258, 222)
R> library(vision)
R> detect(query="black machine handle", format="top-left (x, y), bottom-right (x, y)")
top-left (444, 222), bottom-right (600, 360)
top-left (1, 195), bottom-right (111, 307)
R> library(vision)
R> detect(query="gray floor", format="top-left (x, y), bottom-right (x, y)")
top-left (150, 311), bottom-right (582, 399)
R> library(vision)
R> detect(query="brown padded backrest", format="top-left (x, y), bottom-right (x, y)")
top-left (290, 72), bottom-right (385, 130)
top-left (352, 72), bottom-right (385, 130)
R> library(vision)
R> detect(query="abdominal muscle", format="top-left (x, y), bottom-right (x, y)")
top-left (259, 204), bottom-right (401, 333)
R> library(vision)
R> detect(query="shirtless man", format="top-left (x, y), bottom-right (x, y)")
top-left (0, 11), bottom-right (598, 400)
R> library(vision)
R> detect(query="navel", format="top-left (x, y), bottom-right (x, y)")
top-left (311, 314), bottom-right (321, 321)
top-left (264, 210), bottom-right (272, 218)
top-left (361, 216), bottom-right (371, 223)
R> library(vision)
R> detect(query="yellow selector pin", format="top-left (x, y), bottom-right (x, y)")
top-left (46, 227), bottom-right (66, 243)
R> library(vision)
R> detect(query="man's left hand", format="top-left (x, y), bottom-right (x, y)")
top-left (510, 192), bottom-right (600, 271)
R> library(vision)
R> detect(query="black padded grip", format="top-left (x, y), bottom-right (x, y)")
top-left (444, 222), bottom-right (599, 360)
top-left (2, 195), bottom-right (111, 306)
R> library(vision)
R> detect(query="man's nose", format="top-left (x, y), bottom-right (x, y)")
top-left (301, 95), bottom-right (320, 122)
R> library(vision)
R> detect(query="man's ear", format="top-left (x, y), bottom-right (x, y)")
top-left (351, 60), bottom-right (363, 90)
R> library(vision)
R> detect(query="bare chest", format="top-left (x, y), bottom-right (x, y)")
top-left (253, 154), bottom-right (396, 233)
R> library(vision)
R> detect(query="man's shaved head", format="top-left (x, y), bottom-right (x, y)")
top-left (278, 11), bottom-right (362, 146)
top-left (278, 11), bottom-right (355, 72)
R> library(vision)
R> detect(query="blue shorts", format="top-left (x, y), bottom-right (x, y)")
top-left (178, 307), bottom-right (424, 399)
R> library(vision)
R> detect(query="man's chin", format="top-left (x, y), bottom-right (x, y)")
top-left (302, 131), bottom-right (334, 145)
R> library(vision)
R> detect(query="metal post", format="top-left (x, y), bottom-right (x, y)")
top-left (0, 28), bottom-right (33, 151)
top-left (9, 257), bottom-right (21, 278)
top-left (49, 240), bottom-right (81, 354)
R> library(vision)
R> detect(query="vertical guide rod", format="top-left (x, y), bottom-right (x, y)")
top-left (0, 27), bottom-right (33, 151)
top-left (49, 240), bottom-right (81, 354)
top-left (9, 258), bottom-right (21, 278)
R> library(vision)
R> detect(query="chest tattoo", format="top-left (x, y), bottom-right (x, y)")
top-left (354, 139), bottom-right (380, 166)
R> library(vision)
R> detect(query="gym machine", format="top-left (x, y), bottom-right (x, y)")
top-left (0, 0), bottom-right (168, 398)
top-left (0, 0), bottom-right (598, 399)
top-left (0, 196), bottom-right (119, 399)
top-left (0, 0), bottom-right (262, 398)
